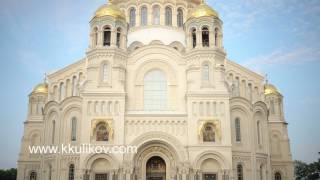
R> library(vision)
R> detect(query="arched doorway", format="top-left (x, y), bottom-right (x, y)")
top-left (146, 156), bottom-right (166, 180)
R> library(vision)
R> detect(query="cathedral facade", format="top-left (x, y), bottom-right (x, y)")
top-left (17, 0), bottom-right (294, 180)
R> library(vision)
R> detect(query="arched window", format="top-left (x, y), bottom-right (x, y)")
top-left (144, 70), bottom-right (167, 111)
top-left (235, 117), bottom-right (241, 142)
top-left (191, 28), bottom-right (197, 48)
top-left (52, 120), bottom-right (55, 144)
top-left (103, 26), bottom-right (111, 46)
top-left (59, 82), bottom-right (65, 100)
top-left (30, 171), bottom-right (37, 180)
top-left (102, 63), bottom-right (108, 82)
top-left (260, 165), bottom-right (263, 180)
top-left (141, 6), bottom-right (148, 26)
top-left (202, 64), bottom-right (209, 81)
top-left (165, 6), bottom-right (172, 26)
top-left (129, 8), bottom-right (136, 27)
top-left (93, 27), bottom-right (98, 46)
top-left (214, 28), bottom-right (219, 47)
top-left (68, 164), bottom-right (75, 180)
top-left (270, 99), bottom-right (275, 114)
top-left (71, 117), bottom-right (77, 141)
top-left (72, 76), bottom-right (77, 96)
top-left (202, 27), bottom-right (210, 47)
top-left (96, 123), bottom-right (109, 141)
top-left (275, 172), bottom-right (281, 180)
top-left (152, 5), bottom-right (160, 25)
top-left (203, 123), bottom-right (215, 142)
top-left (257, 121), bottom-right (261, 145)
top-left (177, 8), bottom-right (184, 27)
top-left (237, 164), bottom-right (243, 180)
top-left (116, 27), bottom-right (122, 48)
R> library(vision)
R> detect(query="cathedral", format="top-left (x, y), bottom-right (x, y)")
top-left (17, 0), bottom-right (294, 180)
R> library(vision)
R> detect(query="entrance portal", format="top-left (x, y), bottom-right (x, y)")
top-left (146, 156), bottom-right (166, 180)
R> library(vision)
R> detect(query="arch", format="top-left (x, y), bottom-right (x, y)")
top-left (92, 27), bottom-right (98, 47)
top-left (103, 26), bottom-right (111, 46)
top-left (128, 41), bottom-right (144, 52)
top-left (144, 69), bottom-right (167, 111)
top-left (177, 8), bottom-right (184, 27)
top-left (214, 27), bottom-right (220, 47)
top-left (116, 27), bottom-right (122, 48)
top-left (237, 164), bottom-right (244, 180)
top-left (165, 6), bottom-right (172, 26)
top-left (84, 153), bottom-right (119, 172)
top-left (169, 41), bottom-right (185, 52)
top-left (202, 26), bottom-right (210, 47)
top-left (152, 5), bottom-right (160, 25)
top-left (274, 171), bottom-right (282, 180)
top-left (194, 151), bottom-right (229, 170)
top-left (146, 156), bottom-right (166, 179)
top-left (68, 164), bottom-right (75, 180)
top-left (235, 117), bottom-right (241, 142)
top-left (134, 60), bottom-right (177, 86)
top-left (191, 27), bottom-right (197, 48)
top-left (140, 6), bottom-right (148, 26)
top-left (100, 61), bottom-right (110, 83)
top-left (29, 171), bottom-right (37, 180)
top-left (129, 7), bottom-right (136, 27)
top-left (127, 131), bottom-right (187, 162)
top-left (202, 62), bottom-right (210, 82)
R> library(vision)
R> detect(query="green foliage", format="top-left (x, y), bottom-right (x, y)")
top-left (0, 168), bottom-right (17, 180)
top-left (295, 153), bottom-right (320, 180)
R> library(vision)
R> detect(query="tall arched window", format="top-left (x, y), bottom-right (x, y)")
top-left (72, 76), bottom-right (77, 96)
top-left (103, 26), bottom-right (111, 46)
top-left (152, 5), bottom-right (160, 25)
top-left (144, 70), bottom-right (167, 111)
top-left (203, 123), bottom-right (215, 142)
top-left (102, 63), bottom-right (108, 82)
top-left (237, 164), bottom-right (243, 180)
top-left (202, 64), bottom-right (209, 81)
top-left (177, 8), bottom-right (184, 27)
top-left (260, 165), bottom-right (263, 180)
top-left (275, 172), bottom-right (281, 180)
top-left (52, 120), bottom-right (55, 144)
top-left (191, 28), bottom-right (197, 48)
top-left (235, 117), bottom-right (241, 142)
top-left (116, 27), bottom-right (122, 48)
top-left (71, 117), bottom-right (77, 141)
top-left (96, 123), bottom-right (109, 141)
top-left (165, 6), bottom-right (172, 26)
top-left (93, 27), bottom-right (98, 46)
top-left (214, 28), bottom-right (219, 47)
top-left (141, 6), bottom-right (148, 26)
top-left (129, 8), bottom-right (136, 27)
top-left (270, 99), bottom-right (275, 114)
top-left (68, 164), bottom-right (75, 180)
top-left (257, 121), bottom-right (261, 145)
top-left (30, 171), bottom-right (37, 180)
top-left (202, 27), bottom-right (210, 47)
top-left (59, 82), bottom-right (65, 100)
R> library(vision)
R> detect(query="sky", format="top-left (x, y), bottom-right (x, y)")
top-left (0, 0), bottom-right (319, 169)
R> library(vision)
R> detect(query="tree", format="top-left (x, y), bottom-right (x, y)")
top-left (0, 168), bottom-right (17, 180)
top-left (295, 152), bottom-right (320, 180)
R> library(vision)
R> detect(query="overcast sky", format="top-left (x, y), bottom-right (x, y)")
top-left (0, 0), bottom-right (319, 168)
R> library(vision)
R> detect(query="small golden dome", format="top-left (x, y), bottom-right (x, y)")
top-left (264, 84), bottom-right (281, 95)
top-left (187, 3), bottom-right (219, 20)
top-left (94, 2), bottom-right (125, 20)
top-left (33, 83), bottom-right (48, 94)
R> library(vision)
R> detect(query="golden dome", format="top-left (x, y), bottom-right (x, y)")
top-left (94, 2), bottom-right (125, 20)
top-left (264, 84), bottom-right (281, 95)
top-left (33, 83), bottom-right (48, 94)
top-left (187, 2), bottom-right (219, 20)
